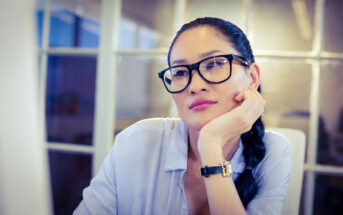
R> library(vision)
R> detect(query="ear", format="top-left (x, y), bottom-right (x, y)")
top-left (248, 63), bottom-right (261, 89)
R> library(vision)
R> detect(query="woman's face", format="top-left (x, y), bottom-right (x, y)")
top-left (169, 26), bottom-right (253, 131)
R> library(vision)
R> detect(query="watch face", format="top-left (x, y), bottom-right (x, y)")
top-left (222, 161), bottom-right (233, 177)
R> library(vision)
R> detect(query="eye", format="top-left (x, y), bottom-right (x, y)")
top-left (205, 59), bottom-right (227, 70)
top-left (171, 69), bottom-right (188, 78)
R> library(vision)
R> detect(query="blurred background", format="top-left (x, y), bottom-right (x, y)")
top-left (2, 0), bottom-right (343, 214)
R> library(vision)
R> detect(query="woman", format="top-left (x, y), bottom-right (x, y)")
top-left (74, 17), bottom-right (292, 215)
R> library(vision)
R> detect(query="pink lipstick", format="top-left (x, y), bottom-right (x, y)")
top-left (189, 99), bottom-right (217, 111)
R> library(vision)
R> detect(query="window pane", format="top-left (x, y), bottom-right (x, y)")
top-left (46, 55), bottom-right (96, 145)
top-left (318, 61), bottom-right (343, 166)
top-left (260, 59), bottom-right (311, 160)
top-left (119, 0), bottom-right (175, 50)
top-left (49, 151), bottom-right (91, 215)
top-left (36, 0), bottom-right (44, 47)
top-left (313, 174), bottom-right (343, 215)
top-left (323, 0), bottom-right (343, 53)
top-left (185, 0), bottom-right (245, 29)
top-left (250, 0), bottom-right (315, 51)
top-left (50, 0), bottom-right (101, 48)
top-left (115, 55), bottom-right (171, 132)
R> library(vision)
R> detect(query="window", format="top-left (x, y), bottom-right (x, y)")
top-left (37, 0), bottom-right (343, 214)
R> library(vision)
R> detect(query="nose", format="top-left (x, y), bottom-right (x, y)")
top-left (188, 70), bottom-right (208, 94)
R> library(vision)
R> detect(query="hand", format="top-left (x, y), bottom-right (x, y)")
top-left (197, 87), bottom-right (266, 161)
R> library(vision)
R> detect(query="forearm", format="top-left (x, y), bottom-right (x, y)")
top-left (204, 174), bottom-right (246, 215)
top-left (199, 145), bottom-right (246, 215)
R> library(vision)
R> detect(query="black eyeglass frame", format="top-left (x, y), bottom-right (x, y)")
top-left (158, 54), bottom-right (251, 93)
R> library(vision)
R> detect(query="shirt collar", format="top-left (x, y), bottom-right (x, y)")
top-left (164, 119), bottom-right (188, 171)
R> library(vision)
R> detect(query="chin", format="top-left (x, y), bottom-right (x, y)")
top-left (182, 114), bottom-right (214, 131)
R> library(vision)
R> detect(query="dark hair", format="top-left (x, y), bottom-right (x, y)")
top-left (168, 17), bottom-right (266, 208)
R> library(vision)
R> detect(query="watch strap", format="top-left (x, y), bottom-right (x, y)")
top-left (199, 161), bottom-right (233, 177)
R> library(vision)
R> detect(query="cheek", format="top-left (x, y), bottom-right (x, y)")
top-left (221, 90), bottom-right (239, 111)
top-left (171, 94), bottom-right (185, 112)
top-left (231, 71), bottom-right (248, 88)
top-left (234, 68), bottom-right (251, 89)
top-left (216, 80), bottom-right (244, 110)
top-left (221, 72), bottom-right (250, 101)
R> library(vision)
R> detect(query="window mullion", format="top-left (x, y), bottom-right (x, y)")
top-left (92, 0), bottom-right (122, 176)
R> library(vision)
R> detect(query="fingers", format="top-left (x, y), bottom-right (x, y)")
top-left (234, 87), bottom-right (260, 102)
top-left (234, 92), bottom-right (245, 103)
top-left (234, 87), bottom-right (265, 107)
top-left (233, 87), bottom-right (265, 127)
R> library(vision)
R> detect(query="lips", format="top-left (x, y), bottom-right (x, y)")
top-left (189, 98), bottom-right (217, 111)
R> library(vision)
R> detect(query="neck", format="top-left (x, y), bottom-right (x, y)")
top-left (188, 127), bottom-right (241, 162)
top-left (188, 128), bottom-right (201, 161)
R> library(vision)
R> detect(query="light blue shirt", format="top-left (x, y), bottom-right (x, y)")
top-left (74, 118), bottom-right (292, 215)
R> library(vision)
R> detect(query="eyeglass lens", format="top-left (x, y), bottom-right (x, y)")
top-left (163, 56), bottom-right (231, 92)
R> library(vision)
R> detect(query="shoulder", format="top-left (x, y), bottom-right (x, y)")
top-left (108, 117), bottom-right (187, 185)
top-left (248, 130), bottom-right (293, 206)
top-left (112, 117), bottom-right (185, 155)
top-left (115, 117), bottom-right (182, 142)
top-left (119, 117), bottom-right (180, 135)
top-left (255, 130), bottom-right (292, 180)
top-left (263, 130), bottom-right (292, 155)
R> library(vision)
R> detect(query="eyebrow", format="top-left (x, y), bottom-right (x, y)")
top-left (171, 50), bottom-right (223, 66)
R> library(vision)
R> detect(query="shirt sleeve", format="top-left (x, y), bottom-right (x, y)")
top-left (246, 132), bottom-right (293, 215)
top-left (73, 141), bottom-right (118, 215)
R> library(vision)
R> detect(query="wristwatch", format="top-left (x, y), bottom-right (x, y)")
top-left (200, 161), bottom-right (233, 177)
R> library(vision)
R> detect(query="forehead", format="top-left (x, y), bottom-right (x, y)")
top-left (170, 26), bottom-right (238, 65)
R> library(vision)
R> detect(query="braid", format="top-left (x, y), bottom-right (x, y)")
top-left (234, 116), bottom-right (266, 208)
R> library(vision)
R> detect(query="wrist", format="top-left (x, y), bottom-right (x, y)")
top-left (200, 160), bottom-right (233, 178)
top-left (198, 142), bottom-right (224, 166)
top-left (198, 132), bottom-right (224, 150)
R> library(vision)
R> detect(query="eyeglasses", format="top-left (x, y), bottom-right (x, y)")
top-left (158, 54), bottom-right (250, 93)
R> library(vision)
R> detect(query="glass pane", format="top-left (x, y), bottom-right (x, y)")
top-left (185, 0), bottom-right (245, 29)
top-left (50, 0), bottom-right (101, 48)
top-left (318, 61), bottom-right (343, 166)
top-left (323, 0), bottom-right (343, 53)
top-left (49, 151), bottom-right (91, 215)
top-left (119, 0), bottom-right (175, 50)
top-left (313, 174), bottom-right (343, 215)
top-left (250, 0), bottom-right (315, 51)
top-left (115, 55), bottom-right (171, 132)
top-left (36, 0), bottom-right (44, 47)
top-left (46, 55), bottom-right (96, 145)
top-left (259, 59), bottom-right (311, 159)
